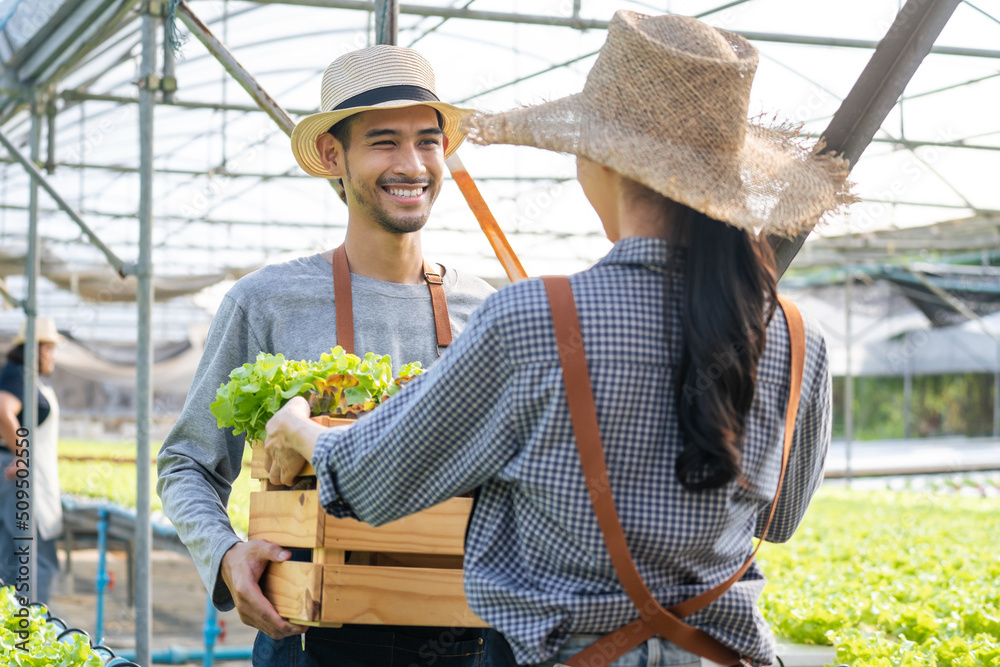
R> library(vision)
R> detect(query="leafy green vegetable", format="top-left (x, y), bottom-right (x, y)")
top-left (210, 346), bottom-right (423, 443)
top-left (0, 586), bottom-right (103, 666)
top-left (759, 488), bottom-right (1000, 666)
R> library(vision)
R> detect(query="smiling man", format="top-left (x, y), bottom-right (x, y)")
top-left (157, 46), bottom-right (510, 666)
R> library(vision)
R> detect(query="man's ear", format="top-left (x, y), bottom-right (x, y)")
top-left (441, 133), bottom-right (449, 156)
top-left (316, 133), bottom-right (345, 178)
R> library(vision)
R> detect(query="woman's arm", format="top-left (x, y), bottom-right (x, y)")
top-left (758, 332), bottom-right (831, 543)
top-left (310, 295), bottom-right (520, 526)
top-left (0, 390), bottom-right (23, 453)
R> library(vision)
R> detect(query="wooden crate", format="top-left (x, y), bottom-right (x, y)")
top-left (248, 418), bottom-right (487, 628)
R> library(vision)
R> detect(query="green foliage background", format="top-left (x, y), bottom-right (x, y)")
top-left (760, 488), bottom-right (1000, 666)
top-left (832, 373), bottom-right (997, 440)
top-left (58, 439), bottom-right (254, 536)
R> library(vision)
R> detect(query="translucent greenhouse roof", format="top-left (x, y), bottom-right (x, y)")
top-left (1, 0), bottom-right (999, 342)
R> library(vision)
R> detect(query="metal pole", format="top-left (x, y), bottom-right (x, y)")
top-left (176, 2), bottom-right (294, 134)
top-left (0, 280), bottom-right (21, 309)
top-left (44, 98), bottom-right (56, 174)
top-left (135, 2), bottom-right (157, 664)
top-left (773, 0), bottom-right (964, 276)
top-left (374, 0), bottom-right (398, 45)
top-left (18, 100), bottom-right (42, 604)
top-left (202, 592), bottom-right (221, 667)
top-left (60, 90), bottom-right (316, 117)
top-left (844, 267), bottom-right (854, 484)
top-left (95, 508), bottom-right (110, 645)
top-left (994, 342), bottom-right (999, 438)
top-left (163, 14), bottom-right (177, 104)
top-left (233, 0), bottom-right (993, 58)
top-left (903, 333), bottom-right (913, 438)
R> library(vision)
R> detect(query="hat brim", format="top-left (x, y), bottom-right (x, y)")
top-left (13, 332), bottom-right (63, 345)
top-left (467, 94), bottom-right (854, 238)
top-left (291, 100), bottom-right (475, 178)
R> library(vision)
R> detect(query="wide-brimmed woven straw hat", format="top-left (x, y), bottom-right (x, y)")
top-left (291, 45), bottom-right (475, 178)
top-left (467, 11), bottom-right (854, 237)
top-left (13, 317), bottom-right (62, 345)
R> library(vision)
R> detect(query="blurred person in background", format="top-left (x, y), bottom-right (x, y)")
top-left (0, 317), bottom-right (63, 604)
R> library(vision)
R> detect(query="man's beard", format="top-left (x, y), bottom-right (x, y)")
top-left (344, 163), bottom-right (435, 235)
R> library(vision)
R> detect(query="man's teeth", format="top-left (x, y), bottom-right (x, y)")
top-left (388, 187), bottom-right (423, 197)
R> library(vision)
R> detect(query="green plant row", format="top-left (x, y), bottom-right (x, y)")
top-left (0, 586), bottom-right (102, 666)
top-left (759, 488), bottom-right (1000, 666)
top-left (58, 458), bottom-right (254, 537)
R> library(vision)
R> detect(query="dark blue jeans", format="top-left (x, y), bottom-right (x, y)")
top-left (252, 624), bottom-right (517, 667)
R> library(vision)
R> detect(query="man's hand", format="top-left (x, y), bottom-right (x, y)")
top-left (220, 540), bottom-right (308, 640)
top-left (3, 460), bottom-right (15, 481)
top-left (264, 397), bottom-right (323, 486)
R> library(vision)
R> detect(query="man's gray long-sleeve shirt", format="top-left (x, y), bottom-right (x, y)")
top-left (156, 252), bottom-right (495, 609)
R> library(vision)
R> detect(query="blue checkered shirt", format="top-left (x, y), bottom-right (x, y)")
top-left (313, 237), bottom-right (831, 665)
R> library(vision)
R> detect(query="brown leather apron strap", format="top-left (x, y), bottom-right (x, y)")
top-left (332, 244), bottom-right (453, 355)
top-left (333, 244), bottom-right (355, 356)
top-left (541, 276), bottom-right (807, 667)
top-left (423, 260), bottom-right (453, 349)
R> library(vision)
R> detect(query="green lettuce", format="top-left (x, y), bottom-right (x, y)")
top-left (210, 346), bottom-right (423, 444)
top-left (0, 586), bottom-right (102, 666)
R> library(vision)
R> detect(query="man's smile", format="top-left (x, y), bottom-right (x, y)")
top-left (381, 183), bottom-right (429, 203)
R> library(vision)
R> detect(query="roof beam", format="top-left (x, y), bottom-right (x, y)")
top-left (218, 0), bottom-right (1000, 58)
top-left (772, 0), bottom-right (964, 276)
top-left (59, 90), bottom-right (317, 117)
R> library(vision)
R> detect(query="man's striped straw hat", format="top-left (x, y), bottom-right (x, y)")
top-left (291, 45), bottom-right (475, 178)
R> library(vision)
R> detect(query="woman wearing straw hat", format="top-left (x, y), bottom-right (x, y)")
top-left (0, 317), bottom-right (64, 604)
top-left (264, 11), bottom-right (852, 667)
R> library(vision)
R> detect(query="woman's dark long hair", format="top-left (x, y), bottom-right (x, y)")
top-left (668, 206), bottom-right (778, 491)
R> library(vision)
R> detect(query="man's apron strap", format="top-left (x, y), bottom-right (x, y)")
top-left (541, 276), bottom-right (806, 667)
top-left (332, 244), bottom-right (356, 355)
top-left (423, 260), bottom-right (453, 349)
top-left (332, 244), bottom-right (453, 356)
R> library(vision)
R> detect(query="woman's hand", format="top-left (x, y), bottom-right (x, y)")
top-left (264, 396), bottom-right (323, 486)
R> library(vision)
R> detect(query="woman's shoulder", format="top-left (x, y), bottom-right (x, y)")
top-left (0, 361), bottom-right (24, 394)
top-left (0, 361), bottom-right (23, 381)
top-left (479, 277), bottom-right (552, 315)
top-left (470, 278), bottom-right (562, 347)
top-left (759, 301), bottom-right (829, 388)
